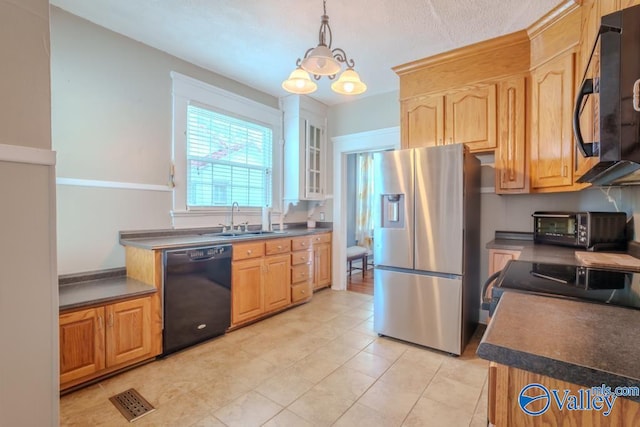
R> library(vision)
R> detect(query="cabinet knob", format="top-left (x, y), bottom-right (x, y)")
top-left (277, 245), bottom-right (282, 249)
top-left (300, 256), bottom-right (306, 260)
top-left (301, 272), bottom-right (305, 277)
top-left (301, 290), bottom-right (306, 294)
top-left (247, 249), bottom-right (252, 255)
top-left (301, 242), bottom-right (306, 246)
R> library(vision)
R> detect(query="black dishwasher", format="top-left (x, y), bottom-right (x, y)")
top-left (163, 244), bottom-right (231, 356)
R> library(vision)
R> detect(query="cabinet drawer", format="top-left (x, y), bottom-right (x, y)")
top-left (233, 241), bottom-right (265, 261)
top-left (291, 281), bottom-right (313, 303)
top-left (265, 238), bottom-right (291, 255)
top-left (310, 233), bottom-right (331, 244)
top-left (291, 250), bottom-right (313, 266)
top-left (291, 263), bottom-right (313, 284)
top-left (291, 236), bottom-right (312, 251)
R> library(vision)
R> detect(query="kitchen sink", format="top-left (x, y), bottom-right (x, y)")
top-left (200, 230), bottom-right (288, 238)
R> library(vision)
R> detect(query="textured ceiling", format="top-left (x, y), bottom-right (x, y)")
top-left (51, 0), bottom-right (564, 105)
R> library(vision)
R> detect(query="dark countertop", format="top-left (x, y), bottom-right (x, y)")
top-left (59, 276), bottom-right (156, 312)
top-left (120, 227), bottom-right (333, 250)
top-left (477, 292), bottom-right (640, 402)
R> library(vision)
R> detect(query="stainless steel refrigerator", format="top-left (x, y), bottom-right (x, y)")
top-left (373, 144), bottom-right (480, 355)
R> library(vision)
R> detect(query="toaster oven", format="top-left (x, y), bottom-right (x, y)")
top-left (532, 211), bottom-right (627, 251)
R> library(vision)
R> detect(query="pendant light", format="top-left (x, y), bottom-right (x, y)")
top-left (282, 0), bottom-right (367, 96)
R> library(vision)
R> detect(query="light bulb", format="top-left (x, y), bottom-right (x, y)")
top-left (295, 79), bottom-right (305, 89)
top-left (343, 82), bottom-right (354, 93)
top-left (317, 57), bottom-right (326, 69)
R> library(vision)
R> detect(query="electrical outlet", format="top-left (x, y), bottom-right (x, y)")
top-left (319, 212), bottom-right (325, 221)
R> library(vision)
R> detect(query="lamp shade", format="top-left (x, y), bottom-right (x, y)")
top-left (331, 68), bottom-right (367, 95)
top-left (282, 68), bottom-right (318, 94)
top-left (301, 45), bottom-right (341, 76)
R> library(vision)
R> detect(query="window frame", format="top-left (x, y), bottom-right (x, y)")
top-left (171, 72), bottom-right (282, 224)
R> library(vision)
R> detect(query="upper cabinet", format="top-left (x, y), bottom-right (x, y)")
top-left (401, 95), bottom-right (443, 149)
top-left (495, 76), bottom-right (528, 193)
top-left (530, 52), bottom-right (576, 190)
top-left (445, 84), bottom-right (497, 152)
top-left (528, 3), bottom-right (588, 193)
top-left (282, 95), bottom-right (328, 204)
top-left (394, 1), bottom-right (619, 195)
top-left (402, 85), bottom-right (497, 153)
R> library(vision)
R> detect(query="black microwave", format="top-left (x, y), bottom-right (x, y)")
top-left (532, 211), bottom-right (627, 251)
top-left (574, 4), bottom-right (640, 186)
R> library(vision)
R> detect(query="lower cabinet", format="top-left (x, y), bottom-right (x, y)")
top-left (59, 296), bottom-right (154, 390)
top-left (231, 232), bottom-right (332, 327)
top-left (488, 362), bottom-right (640, 426)
top-left (488, 249), bottom-right (521, 276)
top-left (312, 233), bottom-right (332, 290)
top-left (231, 239), bottom-right (291, 326)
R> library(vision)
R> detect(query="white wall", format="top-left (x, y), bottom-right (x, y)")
top-left (0, 0), bottom-right (58, 425)
top-left (51, 8), bottom-right (311, 274)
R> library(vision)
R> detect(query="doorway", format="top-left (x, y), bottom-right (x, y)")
top-left (331, 127), bottom-right (400, 291)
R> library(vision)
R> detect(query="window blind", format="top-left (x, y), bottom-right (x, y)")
top-left (186, 104), bottom-right (272, 208)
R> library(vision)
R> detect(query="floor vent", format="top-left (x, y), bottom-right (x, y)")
top-left (109, 388), bottom-right (156, 422)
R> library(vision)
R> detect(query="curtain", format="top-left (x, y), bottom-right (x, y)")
top-left (355, 152), bottom-right (374, 250)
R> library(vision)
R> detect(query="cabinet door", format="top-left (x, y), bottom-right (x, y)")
top-left (530, 52), bottom-right (575, 190)
top-left (264, 254), bottom-right (291, 312)
top-left (304, 118), bottom-right (325, 200)
top-left (314, 243), bottom-right (331, 289)
top-left (445, 84), bottom-right (497, 152)
top-left (105, 297), bottom-right (152, 367)
top-left (59, 307), bottom-right (105, 385)
top-left (402, 95), bottom-right (444, 149)
top-left (232, 258), bottom-right (264, 324)
top-left (488, 249), bottom-right (521, 276)
top-left (496, 77), bottom-right (527, 193)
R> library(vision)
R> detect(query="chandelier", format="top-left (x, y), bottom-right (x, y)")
top-left (282, 0), bottom-right (367, 96)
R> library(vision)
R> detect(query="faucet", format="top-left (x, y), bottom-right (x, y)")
top-left (230, 202), bottom-right (240, 230)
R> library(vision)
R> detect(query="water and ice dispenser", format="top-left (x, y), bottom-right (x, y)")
top-left (381, 194), bottom-right (405, 228)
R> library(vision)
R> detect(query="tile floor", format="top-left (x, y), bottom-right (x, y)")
top-left (60, 289), bottom-right (489, 426)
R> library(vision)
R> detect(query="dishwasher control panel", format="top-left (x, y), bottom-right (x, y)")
top-left (187, 245), bottom-right (231, 260)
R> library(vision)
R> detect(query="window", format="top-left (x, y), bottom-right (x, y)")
top-left (170, 71), bottom-right (282, 226)
top-left (186, 105), bottom-right (272, 208)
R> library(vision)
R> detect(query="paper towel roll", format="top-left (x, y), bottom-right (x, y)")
top-left (261, 207), bottom-right (271, 231)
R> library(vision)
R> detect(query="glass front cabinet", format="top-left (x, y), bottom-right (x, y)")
top-left (304, 118), bottom-right (325, 200)
top-left (282, 95), bottom-right (328, 204)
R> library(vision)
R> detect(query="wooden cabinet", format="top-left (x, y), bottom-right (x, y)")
top-left (231, 257), bottom-right (264, 324)
top-left (59, 307), bottom-right (105, 386)
top-left (59, 295), bottom-right (154, 390)
top-left (231, 239), bottom-right (291, 326)
top-left (401, 95), bottom-right (444, 149)
top-left (401, 85), bottom-right (497, 153)
top-left (311, 233), bottom-right (332, 290)
top-left (488, 362), bottom-right (640, 426)
top-left (488, 249), bottom-right (521, 276)
top-left (264, 254), bottom-right (292, 312)
top-left (495, 77), bottom-right (528, 193)
top-left (291, 238), bottom-right (313, 303)
top-left (486, 249), bottom-right (521, 319)
top-left (445, 84), bottom-right (497, 152)
top-left (105, 298), bottom-right (153, 367)
top-left (530, 51), bottom-right (577, 191)
top-left (282, 94), bottom-right (328, 203)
